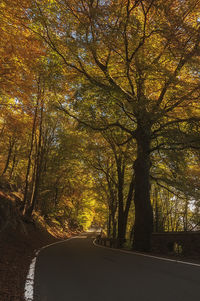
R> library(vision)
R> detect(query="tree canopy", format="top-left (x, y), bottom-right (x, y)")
top-left (0, 0), bottom-right (200, 251)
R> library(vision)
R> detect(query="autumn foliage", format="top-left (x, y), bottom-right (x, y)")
top-left (0, 0), bottom-right (200, 251)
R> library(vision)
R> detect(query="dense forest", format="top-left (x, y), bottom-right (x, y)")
top-left (0, 0), bottom-right (200, 254)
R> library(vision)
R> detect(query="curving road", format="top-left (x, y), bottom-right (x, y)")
top-left (33, 233), bottom-right (200, 301)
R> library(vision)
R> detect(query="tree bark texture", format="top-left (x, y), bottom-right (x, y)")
top-left (133, 126), bottom-right (153, 251)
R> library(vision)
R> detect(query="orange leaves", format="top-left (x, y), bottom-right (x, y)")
top-left (0, 0), bottom-right (45, 99)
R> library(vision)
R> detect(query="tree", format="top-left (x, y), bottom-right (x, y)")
top-left (84, 129), bottom-right (135, 243)
top-left (0, 0), bottom-right (44, 99)
top-left (30, 0), bottom-right (200, 250)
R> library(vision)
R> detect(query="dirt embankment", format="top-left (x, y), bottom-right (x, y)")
top-left (0, 191), bottom-right (73, 301)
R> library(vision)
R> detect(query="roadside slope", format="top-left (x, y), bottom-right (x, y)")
top-left (0, 190), bottom-right (74, 301)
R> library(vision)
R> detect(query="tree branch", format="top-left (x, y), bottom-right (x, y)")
top-left (57, 102), bottom-right (137, 137)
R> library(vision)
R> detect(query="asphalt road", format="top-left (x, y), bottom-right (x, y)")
top-left (34, 233), bottom-right (200, 301)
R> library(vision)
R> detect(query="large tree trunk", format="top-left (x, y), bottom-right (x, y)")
top-left (133, 127), bottom-right (153, 252)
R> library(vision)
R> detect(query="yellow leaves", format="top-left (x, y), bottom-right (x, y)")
top-left (0, 2), bottom-right (6, 10)
top-left (0, 0), bottom-right (44, 101)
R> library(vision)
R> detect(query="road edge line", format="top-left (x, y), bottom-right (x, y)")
top-left (24, 236), bottom-right (79, 301)
top-left (93, 239), bottom-right (200, 268)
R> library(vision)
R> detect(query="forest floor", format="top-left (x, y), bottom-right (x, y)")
top-left (0, 224), bottom-right (74, 301)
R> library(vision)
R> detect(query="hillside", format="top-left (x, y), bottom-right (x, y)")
top-left (0, 188), bottom-right (77, 301)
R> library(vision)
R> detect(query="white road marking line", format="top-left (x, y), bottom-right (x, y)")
top-left (24, 234), bottom-right (199, 301)
top-left (24, 236), bottom-right (79, 301)
top-left (24, 257), bottom-right (37, 301)
top-left (93, 239), bottom-right (200, 268)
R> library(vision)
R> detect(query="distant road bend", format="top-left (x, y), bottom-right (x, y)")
top-left (33, 232), bottom-right (200, 301)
